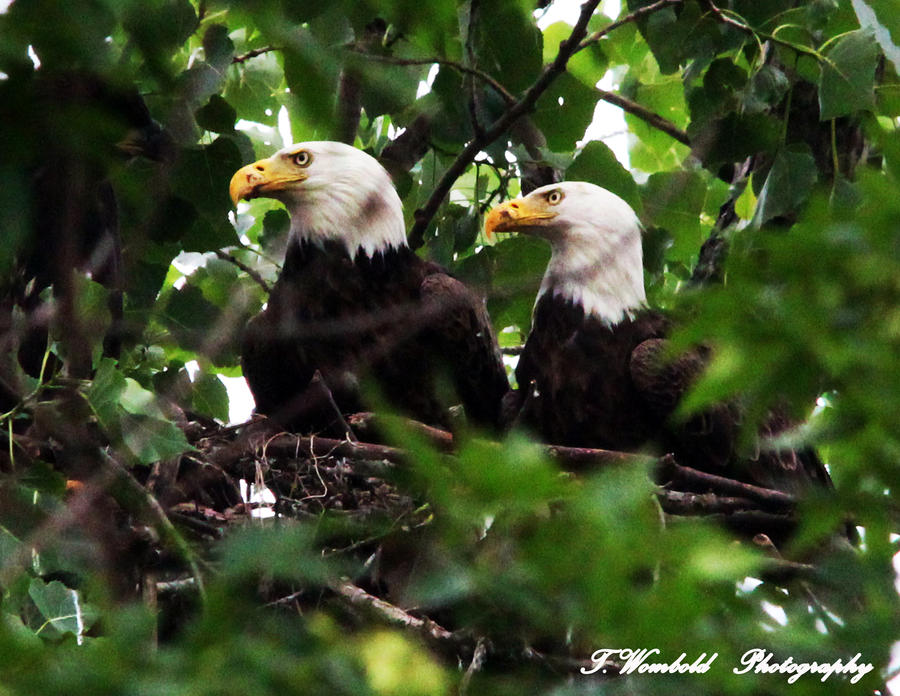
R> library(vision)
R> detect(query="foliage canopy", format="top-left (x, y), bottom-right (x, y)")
top-left (1, 0), bottom-right (899, 693)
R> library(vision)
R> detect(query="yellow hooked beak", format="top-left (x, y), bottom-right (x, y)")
top-left (484, 197), bottom-right (557, 239)
top-left (229, 156), bottom-right (308, 206)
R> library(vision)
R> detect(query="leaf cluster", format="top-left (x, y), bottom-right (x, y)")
top-left (0, 0), bottom-right (899, 694)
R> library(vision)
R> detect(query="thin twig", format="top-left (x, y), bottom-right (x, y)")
top-left (697, 1), bottom-right (822, 60)
top-left (597, 89), bottom-right (690, 145)
top-left (310, 370), bottom-right (358, 442)
top-left (658, 489), bottom-right (762, 516)
top-left (328, 579), bottom-right (609, 676)
top-left (346, 412), bottom-right (454, 452)
top-left (156, 577), bottom-right (199, 594)
top-left (547, 443), bottom-right (654, 471)
top-left (460, 637), bottom-right (489, 695)
top-left (214, 249), bottom-right (272, 293)
top-left (232, 46), bottom-right (280, 64)
top-left (576, 0), bottom-right (683, 52)
top-left (657, 455), bottom-right (796, 510)
top-left (244, 431), bottom-right (406, 466)
top-left (408, 0), bottom-right (603, 248)
top-left (348, 51), bottom-right (516, 105)
top-left (331, 579), bottom-right (460, 642)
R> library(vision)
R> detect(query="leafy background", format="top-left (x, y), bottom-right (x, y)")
top-left (1, 0), bottom-right (899, 693)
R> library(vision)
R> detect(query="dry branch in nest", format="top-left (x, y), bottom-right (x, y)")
top-left (200, 415), bottom-right (804, 530)
top-left (50, 409), bottom-right (838, 681)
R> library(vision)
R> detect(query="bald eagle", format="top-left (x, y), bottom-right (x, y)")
top-left (230, 141), bottom-right (509, 432)
top-left (485, 182), bottom-right (832, 496)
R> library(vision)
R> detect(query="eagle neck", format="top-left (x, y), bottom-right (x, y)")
top-left (288, 175), bottom-right (408, 259)
top-left (537, 222), bottom-right (646, 326)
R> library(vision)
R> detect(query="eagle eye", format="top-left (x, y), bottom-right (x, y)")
top-left (546, 190), bottom-right (564, 205)
top-left (292, 150), bottom-right (312, 167)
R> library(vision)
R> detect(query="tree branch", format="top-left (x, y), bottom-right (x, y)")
top-left (408, 0), bottom-right (603, 248)
top-left (379, 112), bottom-right (433, 180)
top-left (346, 412), bottom-right (454, 452)
top-left (333, 69), bottom-right (362, 144)
top-left (656, 455), bottom-right (796, 510)
top-left (213, 250), bottom-right (271, 294)
top-left (596, 89), bottom-right (690, 145)
top-left (329, 579), bottom-right (616, 676)
top-left (547, 443), bottom-right (654, 471)
top-left (658, 489), bottom-right (761, 516)
top-left (331, 579), bottom-right (461, 642)
top-left (232, 46), bottom-right (279, 64)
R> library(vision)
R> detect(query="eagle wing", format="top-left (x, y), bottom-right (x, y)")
top-left (629, 337), bottom-right (739, 472)
top-left (629, 338), bottom-right (707, 414)
top-left (419, 272), bottom-right (509, 431)
top-left (629, 338), bottom-right (832, 494)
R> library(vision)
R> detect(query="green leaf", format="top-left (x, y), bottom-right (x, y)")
top-left (851, 0), bottom-right (900, 74)
top-left (123, 0), bottom-right (196, 58)
top-left (640, 6), bottom-right (682, 74)
top-left (754, 147), bottom-right (818, 224)
top-left (633, 0), bottom-right (738, 76)
top-left (119, 413), bottom-right (190, 464)
top-left (0, 526), bottom-right (25, 573)
top-left (487, 236), bottom-right (550, 332)
top-left (85, 360), bottom-right (191, 463)
top-left (533, 73), bottom-right (596, 151)
top-left (733, 0), bottom-right (792, 27)
top-left (192, 372), bottom-right (230, 422)
top-left (170, 136), bottom-right (244, 220)
top-left (221, 524), bottom-right (333, 583)
top-left (453, 209), bottom-right (480, 253)
top-left (349, 56), bottom-right (422, 120)
top-left (196, 95), bottom-right (237, 133)
top-left (188, 258), bottom-right (242, 309)
top-left (688, 112), bottom-right (780, 169)
top-left (734, 176), bottom-right (758, 220)
top-left (819, 29), bottom-right (879, 120)
top-left (9, 0), bottom-right (116, 70)
top-left (429, 68), bottom-right (474, 146)
top-left (223, 49), bottom-right (284, 120)
top-left (86, 358), bottom-right (127, 430)
top-left (640, 171), bottom-right (707, 265)
top-left (282, 28), bottom-right (341, 139)
top-left (28, 578), bottom-right (97, 640)
top-left (120, 378), bottom-right (166, 419)
top-left (543, 21), bottom-right (607, 88)
top-left (182, 215), bottom-right (240, 253)
top-left (358, 632), bottom-right (449, 696)
top-left (742, 65), bottom-right (790, 114)
top-left (566, 140), bottom-right (642, 213)
top-left (202, 23), bottom-right (235, 71)
top-left (259, 208), bottom-right (291, 254)
top-left (163, 285), bottom-right (221, 352)
top-left (476, 0), bottom-right (541, 94)
top-left (625, 72), bottom-right (692, 172)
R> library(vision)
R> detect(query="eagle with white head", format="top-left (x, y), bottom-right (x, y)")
top-left (486, 181), bottom-right (833, 501)
top-left (231, 141), bottom-right (509, 432)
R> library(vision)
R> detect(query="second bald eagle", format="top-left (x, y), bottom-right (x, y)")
top-left (486, 182), bottom-right (832, 497)
top-left (230, 141), bottom-right (509, 432)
